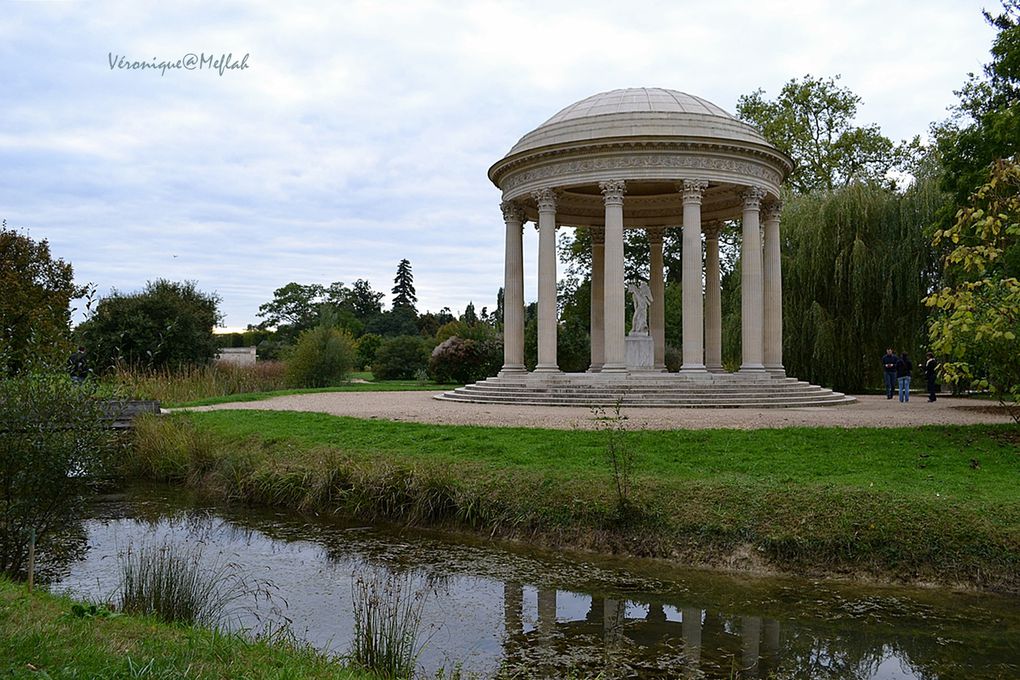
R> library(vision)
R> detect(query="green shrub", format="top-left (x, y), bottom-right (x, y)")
top-left (372, 336), bottom-right (429, 380)
top-left (428, 336), bottom-right (500, 384)
top-left (285, 326), bottom-right (356, 388)
top-left (76, 279), bottom-right (221, 372)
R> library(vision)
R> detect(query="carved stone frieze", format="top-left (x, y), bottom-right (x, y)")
top-left (500, 151), bottom-right (783, 194)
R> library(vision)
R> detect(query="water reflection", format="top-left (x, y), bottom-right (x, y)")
top-left (53, 488), bottom-right (1020, 679)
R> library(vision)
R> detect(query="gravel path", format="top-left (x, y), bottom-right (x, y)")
top-left (182, 392), bottom-right (1014, 430)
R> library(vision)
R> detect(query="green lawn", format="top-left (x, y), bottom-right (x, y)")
top-left (130, 411), bottom-right (1020, 592)
top-left (0, 578), bottom-right (373, 680)
top-left (188, 410), bottom-right (1018, 503)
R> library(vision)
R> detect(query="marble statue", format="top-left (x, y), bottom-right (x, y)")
top-left (627, 281), bottom-right (652, 334)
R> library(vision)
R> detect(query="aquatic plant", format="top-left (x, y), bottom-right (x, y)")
top-left (117, 540), bottom-right (264, 627)
top-left (349, 570), bottom-right (431, 679)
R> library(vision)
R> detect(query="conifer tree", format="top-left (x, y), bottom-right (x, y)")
top-left (391, 258), bottom-right (417, 313)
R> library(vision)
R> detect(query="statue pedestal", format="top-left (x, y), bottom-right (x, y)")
top-left (626, 333), bottom-right (654, 370)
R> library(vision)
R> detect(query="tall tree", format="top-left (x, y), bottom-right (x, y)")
top-left (736, 74), bottom-right (903, 192)
top-left (257, 282), bottom-right (324, 330)
top-left (0, 222), bottom-right (86, 375)
top-left (348, 279), bottom-right (385, 320)
top-left (391, 258), bottom-right (417, 312)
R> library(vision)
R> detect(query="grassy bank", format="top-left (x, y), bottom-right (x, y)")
top-left (0, 578), bottom-right (373, 679)
top-left (129, 411), bottom-right (1020, 592)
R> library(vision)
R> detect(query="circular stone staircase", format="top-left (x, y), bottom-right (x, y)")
top-left (435, 372), bottom-right (855, 408)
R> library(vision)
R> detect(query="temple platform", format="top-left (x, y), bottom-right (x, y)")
top-left (435, 371), bottom-right (855, 408)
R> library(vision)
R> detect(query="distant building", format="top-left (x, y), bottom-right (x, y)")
top-left (216, 346), bottom-right (257, 366)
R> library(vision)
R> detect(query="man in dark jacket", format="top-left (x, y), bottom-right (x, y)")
top-left (68, 345), bottom-right (88, 385)
top-left (882, 348), bottom-right (898, 399)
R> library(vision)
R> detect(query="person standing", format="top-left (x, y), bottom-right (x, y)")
top-left (897, 352), bottom-right (913, 403)
top-left (925, 352), bottom-right (938, 402)
top-left (882, 348), bottom-right (898, 399)
top-left (67, 345), bottom-right (88, 385)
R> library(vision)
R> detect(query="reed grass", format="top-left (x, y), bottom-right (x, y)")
top-left (107, 361), bottom-right (289, 405)
top-left (350, 570), bottom-right (431, 679)
top-left (117, 540), bottom-right (263, 627)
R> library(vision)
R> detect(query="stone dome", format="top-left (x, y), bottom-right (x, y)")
top-left (506, 87), bottom-right (770, 156)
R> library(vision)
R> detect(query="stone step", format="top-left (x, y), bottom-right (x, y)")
top-left (434, 394), bottom-right (854, 408)
top-left (458, 385), bottom-right (827, 395)
top-left (435, 373), bottom-right (854, 408)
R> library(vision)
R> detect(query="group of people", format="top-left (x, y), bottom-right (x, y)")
top-left (882, 348), bottom-right (938, 403)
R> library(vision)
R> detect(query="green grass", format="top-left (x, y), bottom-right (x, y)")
top-left (168, 380), bottom-right (462, 408)
top-left (0, 577), bottom-right (374, 679)
top-left (128, 411), bottom-right (1020, 592)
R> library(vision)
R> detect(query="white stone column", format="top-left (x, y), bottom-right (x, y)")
top-left (704, 222), bottom-right (723, 372)
top-left (500, 200), bottom-right (526, 375)
top-left (532, 188), bottom-right (559, 372)
top-left (681, 179), bottom-right (707, 371)
top-left (647, 228), bottom-right (666, 371)
top-left (589, 227), bottom-right (605, 372)
top-left (740, 186), bottom-right (767, 372)
top-left (600, 180), bottom-right (626, 373)
top-left (763, 200), bottom-right (785, 375)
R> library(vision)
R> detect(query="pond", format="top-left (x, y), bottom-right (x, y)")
top-left (52, 486), bottom-right (1020, 679)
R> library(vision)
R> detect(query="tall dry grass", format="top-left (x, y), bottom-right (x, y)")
top-left (109, 361), bottom-right (288, 404)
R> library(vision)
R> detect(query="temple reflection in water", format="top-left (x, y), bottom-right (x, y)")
top-left (502, 583), bottom-right (787, 678)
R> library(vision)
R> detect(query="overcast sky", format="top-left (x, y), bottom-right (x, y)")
top-left (0, 1), bottom-right (999, 330)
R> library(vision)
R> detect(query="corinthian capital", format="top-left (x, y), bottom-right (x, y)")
top-left (680, 179), bottom-right (709, 204)
top-left (589, 226), bottom-right (605, 245)
top-left (500, 200), bottom-right (525, 224)
top-left (531, 188), bottom-right (557, 212)
top-left (645, 227), bottom-right (665, 245)
top-left (702, 221), bottom-right (722, 239)
top-left (599, 179), bottom-right (626, 205)
top-left (762, 200), bottom-right (784, 222)
top-left (741, 186), bottom-right (768, 210)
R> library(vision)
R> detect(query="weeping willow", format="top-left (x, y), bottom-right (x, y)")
top-left (751, 179), bottom-right (944, 392)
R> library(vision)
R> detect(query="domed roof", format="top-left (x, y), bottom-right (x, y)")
top-left (506, 87), bottom-right (770, 156)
